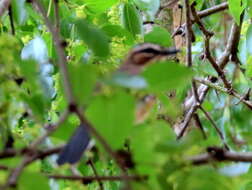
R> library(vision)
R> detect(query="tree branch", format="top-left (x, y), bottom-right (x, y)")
top-left (195, 78), bottom-right (252, 110)
top-left (172, 2), bottom-right (228, 37)
top-left (184, 0), bottom-right (193, 67)
top-left (158, 1), bottom-right (228, 19)
top-left (30, 109), bottom-right (70, 148)
top-left (31, 0), bottom-right (129, 181)
top-left (87, 160), bottom-right (104, 190)
top-left (2, 146), bottom-right (62, 189)
top-left (198, 105), bottom-right (228, 149)
top-left (191, 3), bottom-right (231, 90)
top-left (32, 0), bottom-right (75, 104)
top-left (197, 2), bottom-right (228, 19)
top-left (189, 147), bottom-right (252, 165)
top-left (177, 19), bottom-right (243, 138)
top-left (48, 174), bottom-right (148, 182)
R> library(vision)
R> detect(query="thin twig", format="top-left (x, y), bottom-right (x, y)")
top-left (31, 2), bottom-right (132, 189)
top-left (3, 146), bottom-right (62, 189)
top-left (192, 114), bottom-right (207, 139)
top-left (74, 108), bottom-right (129, 174)
top-left (191, 3), bottom-right (214, 37)
top-left (218, 21), bottom-right (243, 69)
top-left (6, 157), bottom-right (34, 188)
top-left (184, 0), bottom-right (192, 67)
top-left (32, 0), bottom-right (75, 104)
top-left (204, 35), bottom-right (232, 90)
top-left (189, 147), bottom-right (252, 165)
top-left (191, 3), bottom-right (231, 90)
top-left (53, 0), bottom-right (60, 31)
top-left (177, 19), bottom-right (242, 138)
top-left (172, 2), bottom-right (228, 37)
top-left (48, 175), bottom-right (148, 182)
top-left (198, 105), bottom-right (228, 149)
top-left (32, 0), bottom-right (119, 167)
top-left (0, 146), bottom-right (62, 160)
top-left (8, 5), bottom-right (15, 35)
top-left (87, 160), bottom-right (104, 190)
top-left (235, 88), bottom-right (251, 105)
top-left (0, 165), bottom-right (9, 170)
top-left (0, 149), bottom-right (17, 159)
top-left (194, 78), bottom-right (252, 110)
top-left (30, 109), bottom-right (70, 148)
top-left (158, 1), bottom-right (228, 19)
top-left (192, 80), bottom-right (200, 103)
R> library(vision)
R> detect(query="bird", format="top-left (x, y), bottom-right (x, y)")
top-left (56, 43), bottom-right (180, 165)
top-left (119, 43), bottom-right (179, 75)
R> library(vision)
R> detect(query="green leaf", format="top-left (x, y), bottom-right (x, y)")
top-left (52, 115), bottom-right (79, 141)
top-left (142, 61), bottom-right (193, 92)
top-left (176, 167), bottom-right (233, 190)
top-left (228, 0), bottom-right (245, 24)
top-left (85, 0), bottom-right (118, 14)
top-left (246, 24), bottom-right (252, 54)
top-left (20, 92), bottom-right (48, 122)
top-left (11, 0), bottom-right (27, 25)
top-left (248, 0), bottom-right (252, 18)
top-left (130, 121), bottom-right (175, 175)
top-left (122, 2), bottom-right (143, 38)
top-left (246, 55), bottom-right (252, 77)
top-left (0, 157), bottom-right (21, 168)
top-left (68, 64), bottom-right (98, 106)
top-left (19, 171), bottom-right (49, 190)
top-left (102, 24), bottom-right (134, 44)
top-left (75, 19), bottom-right (110, 57)
top-left (86, 91), bottom-right (135, 149)
top-left (60, 19), bottom-right (74, 39)
top-left (194, 0), bottom-right (204, 10)
top-left (0, 34), bottom-right (21, 65)
top-left (134, 0), bottom-right (160, 19)
top-left (19, 60), bottom-right (39, 90)
top-left (244, 182), bottom-right (252, 190)
top-left (144, 26), bottom-right (172, 46)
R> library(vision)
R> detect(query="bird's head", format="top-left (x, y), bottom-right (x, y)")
top-left (119, 43), bottom-right (180, 75)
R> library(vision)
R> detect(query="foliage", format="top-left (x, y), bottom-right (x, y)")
top-left (0, 0), bottom-right (252, 190)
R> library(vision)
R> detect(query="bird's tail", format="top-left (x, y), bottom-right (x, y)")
top-left (57, 124), bottom-right (90, 165)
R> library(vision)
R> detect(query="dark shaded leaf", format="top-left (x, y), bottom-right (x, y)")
top-left (68, 63), bottom-right (98, 106)
top-left (102, 24), bottom-right (134, 44)
top-left (11, 0), bottom-right (27, 25)
top-left (122, 2), bottom-right (142, 37)
top-left (75, 19), bottom-right (110, 57)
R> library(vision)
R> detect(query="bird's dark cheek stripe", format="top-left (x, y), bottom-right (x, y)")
top-left (137, 47), bottom-right (161, 54)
